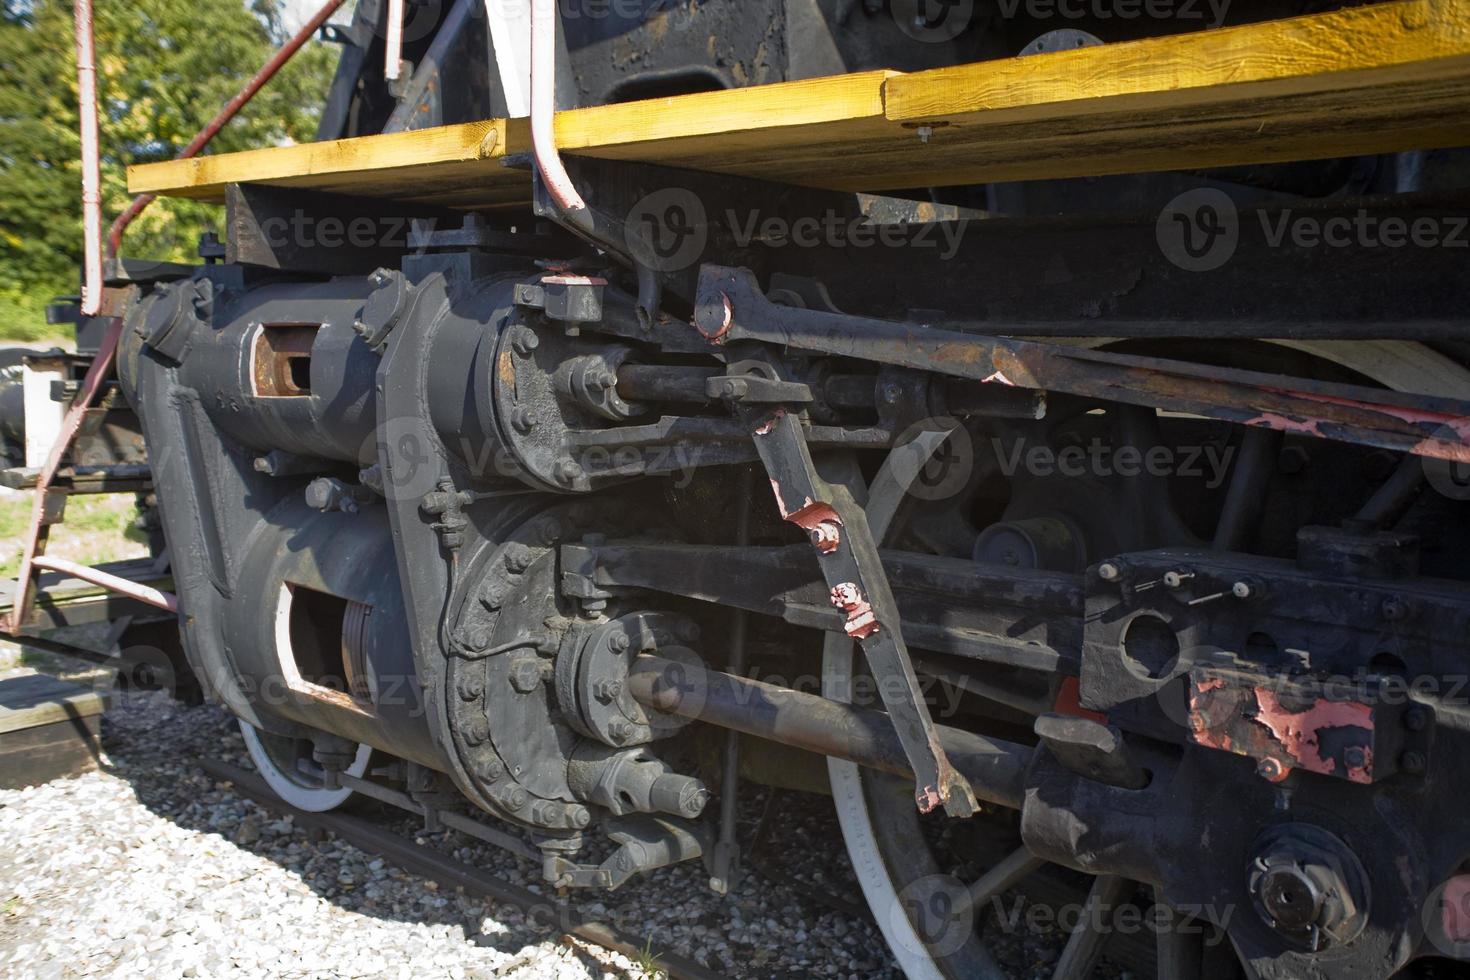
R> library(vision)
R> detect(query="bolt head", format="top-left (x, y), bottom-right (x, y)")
top-left (1404, 705), bottom-right (1430, 732)
top-left (1256, 757), bottom-right (1286, 781)
top-left (1098, 562), bottom-right (1121, 582)
top-left (1401, 750), bottom-right (1427, 774)
top-left (457, 625), bottom-right (494, 653)
top-left (1232, 581), bottom-right (1255, 599)
top-left (1259, 866), bottom-right (1324, 930)
top-left (512, 329), bottom-right (540, 355)
top-left (610, 633), bottom-right (631, 653)
top-left (608, 720), bottom-right (633, 744)
top-left (509, 660), bottom-right (543, 693)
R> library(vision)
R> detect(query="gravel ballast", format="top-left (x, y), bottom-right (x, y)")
top-left (0, 676), bottom-right (1101, 979)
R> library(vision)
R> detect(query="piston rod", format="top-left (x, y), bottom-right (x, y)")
top-left (627, 655), bottom-right (1031, 810)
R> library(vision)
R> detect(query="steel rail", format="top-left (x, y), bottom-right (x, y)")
top-left (201, 760), bottom-right (724, 980)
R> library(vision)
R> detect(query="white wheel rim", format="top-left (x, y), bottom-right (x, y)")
top-left (239, 719), bottom-right (373, 813)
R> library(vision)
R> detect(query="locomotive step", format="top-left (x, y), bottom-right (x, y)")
top-left (128, 0), bottom-right (1470, 208)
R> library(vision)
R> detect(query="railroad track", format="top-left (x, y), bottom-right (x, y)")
top-left (199, 759), bottom-right (724, 980)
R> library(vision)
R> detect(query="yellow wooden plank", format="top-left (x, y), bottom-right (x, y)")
top-left (128, 1), bottom-right (1470, 206)
top-left (129, 118), bottom-right (514, 201)
top-left (884, 0), bottom-right (1470, 123)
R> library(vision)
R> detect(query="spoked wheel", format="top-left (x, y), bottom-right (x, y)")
top-left (238, 720), bottom-right (374, 813)
top-left (828, 340), bottom-right (1470, 979)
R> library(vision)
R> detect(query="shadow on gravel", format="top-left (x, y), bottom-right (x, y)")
top-left (97, 687), bottom-right (902, 979)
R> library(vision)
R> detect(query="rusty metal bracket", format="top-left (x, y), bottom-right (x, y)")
top-left (740, 399), bottom-right (978, 817)
top-left (695, 265), bottom-right (1470, 465)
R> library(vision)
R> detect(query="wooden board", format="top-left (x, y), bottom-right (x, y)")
top-left (0, 671), bottom-right (107, 736)
top-left (129, 0), bottom-right (1470, 207)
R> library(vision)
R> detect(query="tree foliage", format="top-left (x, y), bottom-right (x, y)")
top-left (0, 0), bottom-right (338, 320)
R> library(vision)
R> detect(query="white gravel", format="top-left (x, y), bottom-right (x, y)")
top-left (0, 680), bottom-right (910, 979)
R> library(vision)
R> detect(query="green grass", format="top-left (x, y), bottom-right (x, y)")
top-left (0, 494), bottom-right (149, 579)
top-left (0, 287), bottom-right (71, 347)
top-left (634, 936), bottom-right (666, 980)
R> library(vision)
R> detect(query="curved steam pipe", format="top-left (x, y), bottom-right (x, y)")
top-left (530, 0), bottom-right (588, 215)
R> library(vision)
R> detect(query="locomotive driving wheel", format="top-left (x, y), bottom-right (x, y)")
top-left (830, 339), bottom-right (1470, 979)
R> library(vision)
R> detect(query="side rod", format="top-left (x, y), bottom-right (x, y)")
top-left (694, 265), bottom-right (1470, 465)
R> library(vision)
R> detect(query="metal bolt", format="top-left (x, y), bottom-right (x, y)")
top-left (509, 659), bottom-right (543, 693)
top-left (1232, 580), bottom-right (1257, 600)
top-left (1343, 746), bottom-right (1368, 770)
top-left (1164, 569), bottom-right (1194, 589)
top-left (511, 407), bottom-right (535, 434)
top-left (1382, 596), bottom-right (1412, 622)
top-left (1401, 750), bottom-right (1427, 774)
top-left (505, 788), bottom-right (528, 811)
top-left (456, 673), bottom-right (484, 702)
top-left (456, 625), bottom-right (494, 653)
top-left (554, 459), bottom-right (583, 486)
top-left (881, 382), bottom-right (903, 404)
top-left (512, 329), bottom-right (540, 356)
top-left (503, 543), bottom-right (535, 574)
top-left (568, 805), bottom-right (592, 829)
top-left (1097, 562), bottom-right (1122, 582)
top-left (536, 518), bottom-right (564, 545)
top-left (1256, 758), bottom-right (1285, 782)
top-left (915, 125), bottom-right (934, 144)
top-left (478, 759), bottom-right (505, 783)
top-left (610, 633), bottom-right (631, 653)
top-left (1405, 705), bottom-right (1430, 732)
top-left (592, 679), bottom-right (623, 704)
top-left (809, 521), bottom-right (842, 554)
top-left (608, 720), bottom-right (634, 744)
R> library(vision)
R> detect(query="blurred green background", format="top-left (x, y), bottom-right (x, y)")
top-left (0, 0), bottom-right (342, 346)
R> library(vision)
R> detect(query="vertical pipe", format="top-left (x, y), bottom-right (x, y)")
top-left (385, 0), bottom-right (405, 81)
top-left (73, 0), bottom-right (102, 315)
top-left (530, 0), bottom-right (587, 213)
top-left (711, 467), bottom-right (753, 893)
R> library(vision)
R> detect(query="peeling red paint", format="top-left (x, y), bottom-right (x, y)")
top-left (830, 582), bottom-right (879, 638)
top-left (1247, 413), bottom-right (1326, 437)
top-left (1254, 688), bottom-right (1374, 784)
top-left (697, 292), bottom-right (735, 343)
top-left (754, 408), bottom-right (787, 436)
top-left (1052, 676), bottom-right (1107, 723)
top-left (768, 478), bottom-right (815, 523)
top-left (916, 784), bottom-right (944, 813)
top-left (781, 501), bottom-right (844, 554)
top-left (982, 370), bottom-right (1016, 386)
